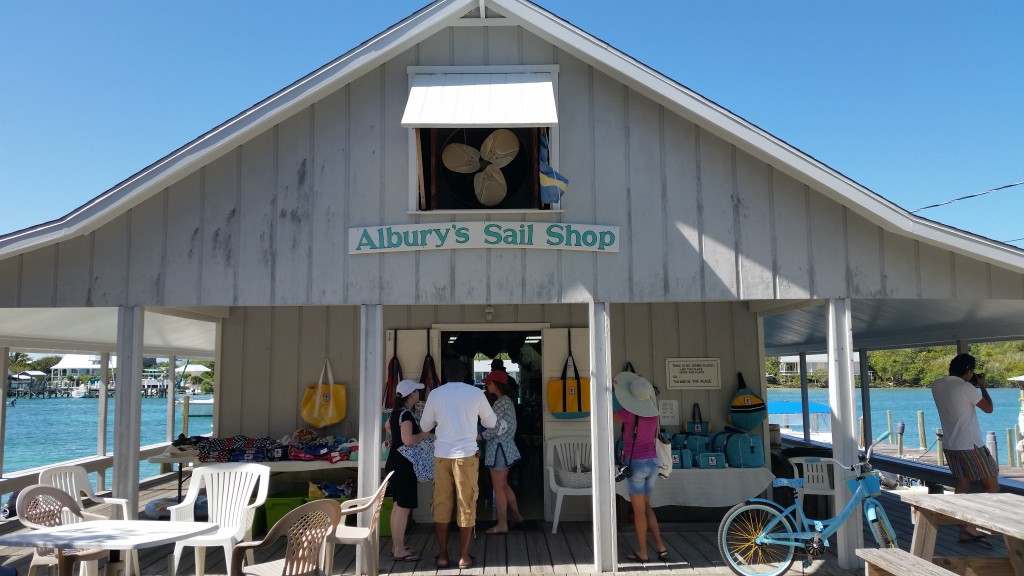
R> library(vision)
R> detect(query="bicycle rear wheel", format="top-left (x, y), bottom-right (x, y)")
top-left (718, 501), bottom-right (796, 576)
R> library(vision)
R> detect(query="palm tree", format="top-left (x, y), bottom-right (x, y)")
top-left (8, 352), bottom-right (31, 373)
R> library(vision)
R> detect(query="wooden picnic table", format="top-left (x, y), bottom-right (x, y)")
top-left (900, 491), bottom-right (1024, 576)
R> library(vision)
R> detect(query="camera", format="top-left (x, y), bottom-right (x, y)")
top-left (970, 372), bottom-right (985, 386)
top-left (615, 465), bottom-right (633, 482)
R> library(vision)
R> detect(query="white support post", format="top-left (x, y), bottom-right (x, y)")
top-left (0, 347), bottom-right (8, 474)
top-left (97, 353), bottom-right (111, 491)
top-left (799, 352), bottom-right (810, 441)
top-left (589, 301), bottom-right (616, 572)
top-left (828, 298), bottom-right (862, 569)
top-left (114, 307), bottom-right (144, 517)
top-left (860, 349), bottom-right (872, 446)
top-left (358, 305), bottom-right (383, 515)
top-left (166, 355), bottom-right (177, 442)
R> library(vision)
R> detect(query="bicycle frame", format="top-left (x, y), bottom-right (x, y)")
top-left (748, 459), bottom-right (891, 548)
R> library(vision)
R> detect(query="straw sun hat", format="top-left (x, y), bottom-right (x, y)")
top-left (612, 371), bottom-right (659, 417)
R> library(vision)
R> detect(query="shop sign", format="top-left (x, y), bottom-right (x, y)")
top-left (349, 221), bottom-right (619, 254)
top-left (665, 358), bottom-right (721, 390)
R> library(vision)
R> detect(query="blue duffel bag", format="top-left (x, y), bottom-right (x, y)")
top-left (723, 433), bottom-right (765, 468)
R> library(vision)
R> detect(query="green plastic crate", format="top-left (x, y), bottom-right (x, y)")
top-left (379, 496), bottom-right (393, 537)
top-left (263, 496), bottom-right (307, 532)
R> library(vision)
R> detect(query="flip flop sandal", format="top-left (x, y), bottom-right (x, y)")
top-left (435, 555), bottom-right (450, 569)
top-left (657, 549), bottom-right (670, 560)
top-left (393, 552), bottom-right (421, 562)
top-left (485, 526), bottom-right (508, 535)
top-left (458, 554), bottom-right (476, 569)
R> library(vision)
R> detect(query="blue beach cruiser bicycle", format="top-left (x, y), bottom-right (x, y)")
top-left (717, 440), bottom-right (896, 576)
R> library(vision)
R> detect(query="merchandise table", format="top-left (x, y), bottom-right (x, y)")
top-left (614, 467), bottom-right (775, 507)
top-left (0, 519), bottom-right (217, 576)
top-left (146, 453), bottom-right (197, 502)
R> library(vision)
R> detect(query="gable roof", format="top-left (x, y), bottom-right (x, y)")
top-left (2, 0), bottom-right (1022, 274)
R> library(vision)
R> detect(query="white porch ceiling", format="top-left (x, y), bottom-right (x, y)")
top-left (0, 308), bottom-right (218, 357)
top-left (763, 299), bottom-right (1024, 356)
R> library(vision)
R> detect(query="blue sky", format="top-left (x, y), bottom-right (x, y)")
top-left (2, 1), bottom-right (1022, 244)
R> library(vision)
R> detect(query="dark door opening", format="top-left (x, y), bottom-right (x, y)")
top-left (440, 330), bottom-right (544, 523)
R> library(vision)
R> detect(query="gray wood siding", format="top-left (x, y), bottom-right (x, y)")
top-left (213, 302), bottom-right (757, 439)
top-left (3, 26), bottom-right (1023, 308)
top-left (216, 305), bottom-right (362, 439)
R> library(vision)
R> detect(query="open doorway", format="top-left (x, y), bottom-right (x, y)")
top-left (440, 330), bottom-right (544, 524)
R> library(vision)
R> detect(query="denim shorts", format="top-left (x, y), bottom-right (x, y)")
top-left (625, 458), bottom-right (658, 496)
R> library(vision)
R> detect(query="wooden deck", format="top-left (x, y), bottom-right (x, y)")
top-left (0, 474), bottom-right (1013, 575)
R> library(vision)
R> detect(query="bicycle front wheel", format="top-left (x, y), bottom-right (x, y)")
top-left (718, 501), bottom-right (796, 576)
top-left (865, 500), bottom-right (897, 549)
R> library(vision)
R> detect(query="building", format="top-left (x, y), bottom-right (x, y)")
top-left (2, 0), bottom-right (1024, 570)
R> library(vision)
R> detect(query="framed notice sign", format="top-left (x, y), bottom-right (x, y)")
top-left (665, 358), bottom-right (721, 390)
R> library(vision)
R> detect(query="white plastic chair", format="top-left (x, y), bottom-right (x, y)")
top-left (167, 462), bottom-right (270, 576)
top-left (39, 465), bottom-right (140, 576)
top-left (16, 484), bottom-right (107, 576)
top-left (325, 471), bottom-right (394, 576)
top-left (545, 436), bottom-right (592, 534)
top-left (789, 456), bottom-right (838, 517)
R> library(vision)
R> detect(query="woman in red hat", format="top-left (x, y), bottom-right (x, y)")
top-left (480, 369), bottom-right (525, 534)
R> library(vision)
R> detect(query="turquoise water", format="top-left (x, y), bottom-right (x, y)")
top-left (2, 395), bottom-right (213, 478)
top-left (768, 387), bottom-right (1024, 465)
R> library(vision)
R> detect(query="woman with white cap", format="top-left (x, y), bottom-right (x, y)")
top-left (613, 371), bottom-right (669, 564)
top-left (384, 379), bottom-right (431, 561)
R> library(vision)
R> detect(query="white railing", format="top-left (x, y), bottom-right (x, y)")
top-left (0, 442), bottom-right (171, 497)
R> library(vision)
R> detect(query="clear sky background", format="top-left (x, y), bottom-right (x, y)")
top-left (2, 1), bottom-right (1022, 245)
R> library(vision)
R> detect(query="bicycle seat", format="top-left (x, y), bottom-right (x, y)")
top-left (773, 478), bottom-right (805, 489)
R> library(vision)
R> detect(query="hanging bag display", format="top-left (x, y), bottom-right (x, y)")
top-left (381, 332), bottom-right (404, 432)
top-left (729, 372), bottom-right (767, 432)
top-left (547, 328), bottom-right (590, 419)
top-left (686, 402), bottom-right (711, 435)
top-left (419, 329), bottom-right (440, 398)
top-left (300, 359), bottom-right (347, 428)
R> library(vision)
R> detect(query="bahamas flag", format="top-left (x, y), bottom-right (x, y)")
top-left (539, 133), bottom-right (568, 204)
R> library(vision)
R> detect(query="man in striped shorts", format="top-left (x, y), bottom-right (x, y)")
top-left (931, 352), bottom-right (998, 544)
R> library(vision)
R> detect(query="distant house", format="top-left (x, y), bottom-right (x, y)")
top-left (778, 354), bottom-right (871, 382)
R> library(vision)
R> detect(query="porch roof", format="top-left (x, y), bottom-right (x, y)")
top-left (0, 307), bottom-right (220, 357)
top-left (763, 298), bottom-right (1024, 356)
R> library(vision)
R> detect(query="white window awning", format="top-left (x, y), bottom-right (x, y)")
top-left (401, 72), bottom-right (558, 128)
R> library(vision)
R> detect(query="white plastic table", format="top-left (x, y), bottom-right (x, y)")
top-left (0, 519), bottom-right (217, 576)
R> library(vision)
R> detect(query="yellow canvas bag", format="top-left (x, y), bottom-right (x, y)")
top-left (547, 332), bottom-right (590, 419)
top-left (301, 359), bottom-right (347, 428)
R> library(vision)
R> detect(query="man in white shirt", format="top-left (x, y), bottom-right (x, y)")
top-left (931, 352), bottom-right (998, 543)
top-left (420, 357), bottom-right (497, 569)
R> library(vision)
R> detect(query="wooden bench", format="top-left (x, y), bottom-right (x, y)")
top-left (856, 548), bottom-right (956, 576)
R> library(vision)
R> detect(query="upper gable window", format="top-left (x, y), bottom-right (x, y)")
top-left (401, 67), bottom-right (560, 212)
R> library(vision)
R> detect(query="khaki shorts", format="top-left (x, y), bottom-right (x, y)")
top-left (431, 454), bottom-right (479, 527)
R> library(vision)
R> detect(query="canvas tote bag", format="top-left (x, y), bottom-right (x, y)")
top-left (301, 359), bottom-right (347, 428)
top-left (547, 328), bottom-right (590, 418)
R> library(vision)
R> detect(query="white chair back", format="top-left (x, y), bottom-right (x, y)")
top-left (790, 456), bottom-right (839, 516)
top-left (545, 436), bottom-right (592, 533)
